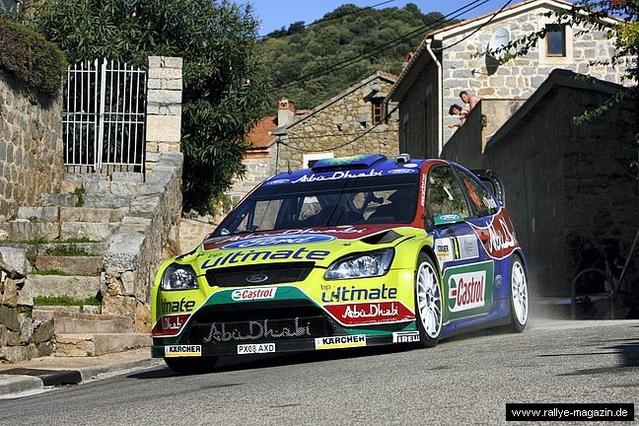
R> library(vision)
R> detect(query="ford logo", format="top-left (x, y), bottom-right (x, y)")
top-left (223, 234), bottom-right (335, 249)
top-left (245, 273), bottom-right (269, 284)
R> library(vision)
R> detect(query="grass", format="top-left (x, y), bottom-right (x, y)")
top-left (34, 295), bottom-right (100, 306)
top-left (32, 268), bottom-right (68, 275)
top-left (61, 237), bottom-right (98, 243)
top-left (26, 247), bottom-right (37, 265)
top-left (45, 245), bottom-right (90, 257)
top-left (32, 268), bottom-right (96, 276)
top-left (74, 186), bottom-right (85, 208)
top-left (17, 238), bottom-right (48, 245)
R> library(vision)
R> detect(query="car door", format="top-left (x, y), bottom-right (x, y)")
top-left (425, 164), bottom-right (495, 327)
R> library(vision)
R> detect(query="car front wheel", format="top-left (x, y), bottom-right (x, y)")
top-left (414, 254), bottom-right (443, 347)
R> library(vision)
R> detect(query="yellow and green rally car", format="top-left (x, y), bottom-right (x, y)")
top-left (151, 154), bottom-right (529, 373)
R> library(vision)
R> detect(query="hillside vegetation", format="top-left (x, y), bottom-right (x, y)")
top-left (261, 3), bottom-right (446, 109)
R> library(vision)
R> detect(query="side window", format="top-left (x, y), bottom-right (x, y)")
top-left (458, 170), bottom-right (498, 217)
top-left (426, 166), bottom-right (470, 224)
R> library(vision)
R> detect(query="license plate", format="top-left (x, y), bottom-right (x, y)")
top-left (237, 343), bottom-right (276, 355)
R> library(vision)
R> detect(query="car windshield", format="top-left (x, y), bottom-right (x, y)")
top-left (215, 174), bottom-right (419, 236)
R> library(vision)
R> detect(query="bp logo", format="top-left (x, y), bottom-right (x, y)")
top-left (447, 271), bottom-right (486, 312)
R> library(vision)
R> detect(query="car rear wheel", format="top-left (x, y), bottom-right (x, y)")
top-left (164, 356), bottom-right (219, 375)
top-left (414, 254), bottom-right (443, 347)
top-left (510, 256), bottom-right (528, 332)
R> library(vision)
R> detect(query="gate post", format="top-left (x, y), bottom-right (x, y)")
top-left (145, 56), bottom-right (182, 162)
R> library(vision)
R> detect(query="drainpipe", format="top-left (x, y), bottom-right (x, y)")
top-left (425, 40), bottom-right (443, 157)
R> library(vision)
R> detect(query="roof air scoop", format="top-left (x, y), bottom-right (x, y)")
top-left (311, 154), bottom-right (387, 172)
top-left (396, 153), bottom-right (411, 164)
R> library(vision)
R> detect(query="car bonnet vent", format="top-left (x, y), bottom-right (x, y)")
top-left (361, 230), bottom-right (403, 245)
top-left (311, 154), bottom-right (387, 172)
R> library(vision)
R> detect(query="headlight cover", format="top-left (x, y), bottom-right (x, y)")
top-left (161, 264), bottom-right (198, 290)
top-left (324, 249), bottom-right (394, 280)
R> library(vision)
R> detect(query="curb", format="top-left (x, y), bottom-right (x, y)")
top-left (77, 357), bottom-right (163, 382)
top-left (0, 374), bottom-right (43, 397)
top-left (0, 357), bottom-right (163, 398)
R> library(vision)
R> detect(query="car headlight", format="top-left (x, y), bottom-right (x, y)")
top-left (324, 249), bottom-right (394, 280)
top-left (161, 264), bottom-right (198, 290)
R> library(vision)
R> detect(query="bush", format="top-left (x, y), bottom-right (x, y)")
top-left (0, 15), bottom-right (67, 95)
top-left (33, 0), bottom-right (270, 213)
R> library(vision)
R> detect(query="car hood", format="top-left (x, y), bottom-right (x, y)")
top-left (186, 224), bottom-right (416, 274)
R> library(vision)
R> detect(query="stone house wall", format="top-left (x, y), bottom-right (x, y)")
top-left (398, 65), bottom-right (439, 159)
top-left (441, 5), bottom-right (625, 143)
top-left (274, 76), bottom-right (400, 172)
top-left (0, 71), bottom-right (64, 218)
top-left (227, 155), bottom-right (272, 205)
top-left (441, 74), bottom-right (638, 299)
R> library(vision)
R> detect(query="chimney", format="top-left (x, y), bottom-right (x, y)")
top-left (278, 98), bottom-right (295, 127)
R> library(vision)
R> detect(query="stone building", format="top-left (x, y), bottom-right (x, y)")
top-left (441, 69), bottom-right (638, 307)
top-left (388, 0), bottom-right (626, 158)
top-left (228, 72), bottom-right (400, 202)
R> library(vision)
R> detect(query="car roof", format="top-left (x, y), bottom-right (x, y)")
top-left (264, 154), bottom-right (440, 185)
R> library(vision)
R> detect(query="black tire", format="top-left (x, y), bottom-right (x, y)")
top-left (164, 356), bottom-right (219, 375)
top-left (509, 255), bottom-right (529, 333)
top-left (414, 253), bottom-right (443, 348)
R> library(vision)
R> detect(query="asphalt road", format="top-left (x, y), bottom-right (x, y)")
top-left (1, 319), bottom-right (638, 425)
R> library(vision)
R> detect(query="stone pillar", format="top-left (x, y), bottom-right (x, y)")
top-left (146, 56), bottom-right (182, 158)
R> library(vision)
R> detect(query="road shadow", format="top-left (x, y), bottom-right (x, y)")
top-left (128, 344), bottom-right (420, 380)
top-left (553, 340), bottom-right (639, 376)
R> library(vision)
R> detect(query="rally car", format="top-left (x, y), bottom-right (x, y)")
top-left (151, 154), bottom-right (529, 373)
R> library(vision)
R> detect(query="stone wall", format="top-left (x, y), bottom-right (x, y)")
top-left (0, 71), bottom-right (64, 218)
top-left (179, 218), bottom-right (213, 253)
top-left (0, 247), bottom-right (54, 363)
top-left (146, 56), bottom-right (182, 154)
top-left (101, 56), bottom-right (184, 331)
top-left (441, 5), bottom-right (625, 143)
top-left (102, 153), bottom-right (183, 331)
top-left (275, 76), bottom-right (399, 171)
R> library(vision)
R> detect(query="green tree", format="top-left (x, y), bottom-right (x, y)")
top-left (260, 3), bottom-right (446, 110)
top-left (31, 0), bottom-right (271, 213)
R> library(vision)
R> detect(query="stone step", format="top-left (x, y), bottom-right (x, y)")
top-left (34, 305), bottom-right (101, 315)
top-left (83, 181), bottom-right (144, 196)
top-left (54, 333), bottom-right (151, 357)
top-left (41, 193), bottom-right (132, 209)
top-left (59, 207), bottom-right (128, 223)
top-left (33, 309), bottom-right (133, 334)
top-left (111, 172), bottom-right (144, 183)
top-left (64, 173), bottom-right (110, 184)
top-left (17, 206), bottom-right (59, 223)
top-left (28, 274), bottom-right (101, 299)
top-left (39, 242), bottom-right (108, 257)
top-left (35, 255), bottom-right (102, 275)
top-left (0, 221), bottom-right (59, 241)
top-left (59, 222), bottom-right (120, 242)
top-left (83, 194), bottom-right (132, 208)
top-left (41, 193), bottom-right (79, 207)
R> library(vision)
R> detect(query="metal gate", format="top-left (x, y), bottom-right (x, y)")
top-left (62, 59), bottom-right (147, 173)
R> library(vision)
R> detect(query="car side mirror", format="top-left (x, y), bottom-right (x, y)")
top-left (433, 213), bottom-right (466, 226)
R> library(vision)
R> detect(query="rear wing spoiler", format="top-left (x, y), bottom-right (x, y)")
top-left (472, 170), bottom-right (506, 207)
